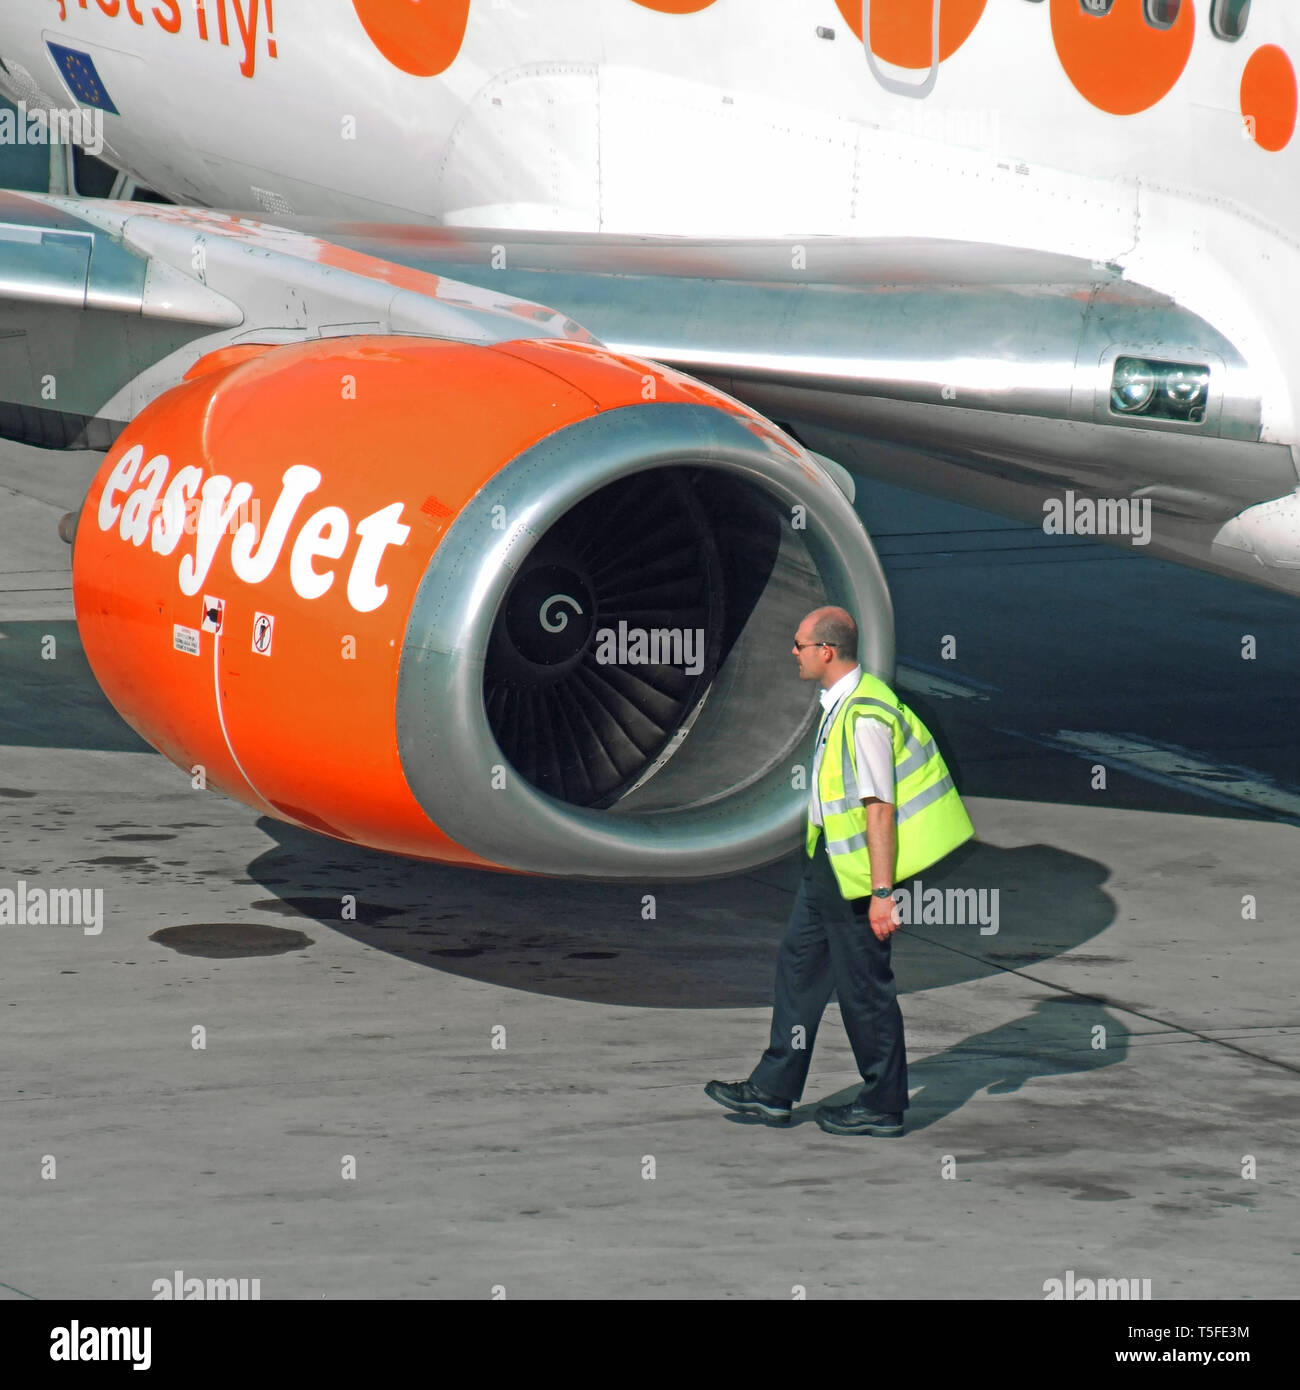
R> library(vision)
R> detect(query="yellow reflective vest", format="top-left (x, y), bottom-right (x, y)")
top-left (807, 670), bottom-right (974, 896)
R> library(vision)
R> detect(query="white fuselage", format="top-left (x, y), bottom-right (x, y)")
top-left (2, 1), bottom-right (1299, 442)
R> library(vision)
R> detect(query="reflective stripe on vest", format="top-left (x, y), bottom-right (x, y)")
top-left (807, 671), bottom-right (974, 894)
top-left (822, 695), bottom-right (936, 817)
top-left (826, 771), bottom-right (957, 849)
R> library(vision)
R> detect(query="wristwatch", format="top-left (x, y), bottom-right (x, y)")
top-left (871, 886), bottom-right (894, 899)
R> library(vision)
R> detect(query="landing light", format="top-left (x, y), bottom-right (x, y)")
top-left (1163, 365), bottom-right (1211, 414)
top-left (1110, 358), bottom-right (1156, 414)
top-left (1110, 357), bottom-right (1209, 423)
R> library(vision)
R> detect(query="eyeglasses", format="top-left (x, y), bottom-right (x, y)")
top-left (793, 640), bottom-right (836, 651)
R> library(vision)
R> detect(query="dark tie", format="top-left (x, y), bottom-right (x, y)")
top-left (816, 700), bottom-right (836, 750)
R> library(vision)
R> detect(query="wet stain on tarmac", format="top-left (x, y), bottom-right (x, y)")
top-left (111, 833), bottom-right (177, 842)
top-left (1040, 1178), bottom-right (1134, 1202)
top-left (0, 787), bottom-right (37, 798)
top-left (77, 856), bottom-right (150, 866)
top-left (149, 923), bottom-right (315, 957)
top-left (430, 946), bottom-right (489, 958)
top-left (566, 951), bottom-right (619, 959)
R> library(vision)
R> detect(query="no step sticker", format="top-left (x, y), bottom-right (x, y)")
top-left (252, 613), bottom-right (274, 656)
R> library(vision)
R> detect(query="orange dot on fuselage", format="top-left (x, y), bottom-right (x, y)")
top-left (834, 0), bottom-right (987, 69)
top-left (630, 0), bottom-right (719, 11)
top-left (1050, 0), bottom-right (1194, 117)
top-left (352, 0), bottom-right (472, 78)
top-left (1241, 44), bottom-right (1297, 152)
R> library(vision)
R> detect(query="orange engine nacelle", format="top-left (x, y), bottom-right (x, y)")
top-left (72, 335), bottom-right (890, 879)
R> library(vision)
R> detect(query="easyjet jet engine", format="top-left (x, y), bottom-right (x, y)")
top-left (71, 335), bottom-right (892, 880)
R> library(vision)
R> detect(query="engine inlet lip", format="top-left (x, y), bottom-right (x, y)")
top-left (395, 402), bottom-right (892, 879)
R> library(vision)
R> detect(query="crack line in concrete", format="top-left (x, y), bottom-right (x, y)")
top-left (903, 928), bottom-right (1300, 1077)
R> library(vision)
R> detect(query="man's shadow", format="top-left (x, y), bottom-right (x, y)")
top-left (786, 997), bottom-right (1128, 1132)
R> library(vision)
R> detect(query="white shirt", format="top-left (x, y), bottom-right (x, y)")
top-left (809, 665), bottom-right (896, 827)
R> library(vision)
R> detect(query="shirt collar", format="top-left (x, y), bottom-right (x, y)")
top-left (819, 664), bottom-right (862, 714)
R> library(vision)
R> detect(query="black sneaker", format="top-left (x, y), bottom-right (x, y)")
top-left (704, 1079), bottom-right (792, 1125)
top-left (815, 1100), bottom-right (903, 1137)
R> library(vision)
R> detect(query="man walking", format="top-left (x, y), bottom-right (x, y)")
top-left (705, 606), bottom-right (974, 1136)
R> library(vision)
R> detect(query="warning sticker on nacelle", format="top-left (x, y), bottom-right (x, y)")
top-left (173, 624), bottom-right (201, 656)
top-left (201, 596), bottom-right (225, 634)
top-left (252, 612), bottom-right (274, 656)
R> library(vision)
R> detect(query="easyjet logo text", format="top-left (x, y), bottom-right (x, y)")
top-left (95, 445), bottom-right (411, 614)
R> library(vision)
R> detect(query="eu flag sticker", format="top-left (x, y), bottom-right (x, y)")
top-left (46, 42), bottom-right (119, 115)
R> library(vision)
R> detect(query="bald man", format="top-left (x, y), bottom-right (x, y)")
top-left (706, 605), bottom-right (973, 1137)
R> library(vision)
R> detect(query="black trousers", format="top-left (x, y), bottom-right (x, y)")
top-left (748, 833), bottom-right (909, 1111)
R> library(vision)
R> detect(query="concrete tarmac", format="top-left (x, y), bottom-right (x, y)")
top-left (1, 440), bottom-right (1296, 1300)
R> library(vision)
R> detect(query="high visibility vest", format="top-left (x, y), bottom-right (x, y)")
top-left (807, 670), bottom-right (974, 896)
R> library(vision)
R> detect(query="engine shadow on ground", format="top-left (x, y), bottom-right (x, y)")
top-left (242, 820), bottom-right (1117, 1008)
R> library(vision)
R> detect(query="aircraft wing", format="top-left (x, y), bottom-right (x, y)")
top-left (313, 222), bottom-right (1299, 534)
top-left (7, 195), bottom-right (1296, 591)
top-left (0, 191), bottom-right (597, 449)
